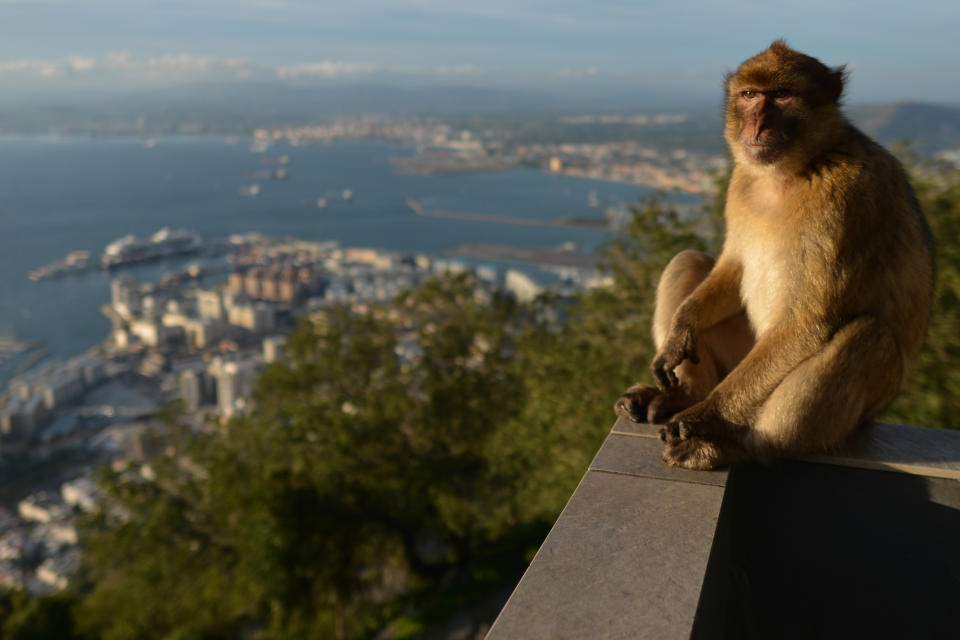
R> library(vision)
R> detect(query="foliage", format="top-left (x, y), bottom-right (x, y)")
top-left (72, 275), bottom-right (539, 639)
top-left (497, 185), bottom-right (727, 519)
top-left (59, 187), bottom-right (723, 638)
top-left (881, 160), bottom-right (960, 429)
top-left (0, 589), bottom-right (81, 640)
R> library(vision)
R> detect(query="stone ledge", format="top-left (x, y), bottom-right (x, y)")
top-left (486, 420), bottom-right (960, 640)
top-left (801, 420), bottom-right (960, 479)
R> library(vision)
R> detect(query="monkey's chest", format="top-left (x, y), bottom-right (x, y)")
top-left (740, 253), bottom-right (790, 335)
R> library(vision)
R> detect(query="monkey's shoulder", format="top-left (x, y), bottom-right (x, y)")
top-left (808, 126), bottom-right (911, 197)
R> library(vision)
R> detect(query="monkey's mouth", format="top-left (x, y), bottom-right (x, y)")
top-left (743, 140), bottom-right (783, 162)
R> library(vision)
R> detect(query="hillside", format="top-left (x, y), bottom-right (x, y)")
top-left (851, 102), bottom-right (960, 152)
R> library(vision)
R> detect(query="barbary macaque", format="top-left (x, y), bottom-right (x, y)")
top-left (615, 41), bottom-right (934, 470)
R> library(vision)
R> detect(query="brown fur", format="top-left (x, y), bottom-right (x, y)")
top-left (615, 41), bottom-right (934, 470)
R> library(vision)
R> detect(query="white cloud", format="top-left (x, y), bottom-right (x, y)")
top-left (67, 56), bottom-right (96, 73)
top-left (103, 51), bottom-right (137, 70)
top-left (274, 61), bottom-right (379, 78)
top-left (0, 52), bottom-right (388, 84)
top-left (0, 51), bottom-right (617, 89)
top-left (0, 52), bottom-right (498, 85)
top-left (0, 60), bottom-right (62, 78)
top-left (0, 52), bottom-right (269, 84)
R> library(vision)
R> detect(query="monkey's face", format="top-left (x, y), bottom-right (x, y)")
top-left (728, 85), bottom-right (803, 164)
top-left (724, 42), bottom-right (846, 169)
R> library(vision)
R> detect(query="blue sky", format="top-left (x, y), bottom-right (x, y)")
top-left (3, 0), bottom-right (959, 103)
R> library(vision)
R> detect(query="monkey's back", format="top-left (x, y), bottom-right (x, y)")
top-left (828, 126), bottom-right (934, 369)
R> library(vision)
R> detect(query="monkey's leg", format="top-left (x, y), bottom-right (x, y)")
top-left (616, 250), bottom-right (753, 424)
top-left (753, 316), bottom-right (902, 454)
top-left (663, 316), bottom-right (901, 469)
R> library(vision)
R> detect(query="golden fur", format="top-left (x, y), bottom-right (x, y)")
top-left (615, 41), bottom-right (934, 469)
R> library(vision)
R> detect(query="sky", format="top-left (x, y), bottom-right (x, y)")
top-left (2, 0), bottom-right (960, 105)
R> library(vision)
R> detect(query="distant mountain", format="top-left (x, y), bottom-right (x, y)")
top-left (152, 82), bottom-right (563, 117)
top-left (850, 102), bottom-right (960, 152)
top-left (3, 81), bottom-right (960, 156)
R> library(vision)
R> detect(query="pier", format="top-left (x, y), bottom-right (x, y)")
top-left (445, 243), bottom-right (600, 269)
top-left (405, 198), bottom-right (611, 230)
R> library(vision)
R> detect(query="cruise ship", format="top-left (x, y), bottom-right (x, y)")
top-left (101, 228), bottom-right (203, 268)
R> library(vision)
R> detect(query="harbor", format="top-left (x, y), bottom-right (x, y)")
top-left (1, 138), bottom-right (640, 395)
top-left (28, 228), bottom-right (209, 281)
top-left (0, 335), bottom-right (43, 366)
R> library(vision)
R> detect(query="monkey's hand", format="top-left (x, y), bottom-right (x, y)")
top-left (615, 383), bottom-right (695, 424)
top-left (651, 324), bottom-right (699, 389)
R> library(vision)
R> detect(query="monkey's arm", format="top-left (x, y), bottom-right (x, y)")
top-left (652, 257), bottom-right (744, 388)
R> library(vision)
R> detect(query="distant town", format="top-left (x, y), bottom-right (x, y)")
top-left (248, 117), bottom-right (725, 193)
top-left (0, 231), bottom-right (607, 593)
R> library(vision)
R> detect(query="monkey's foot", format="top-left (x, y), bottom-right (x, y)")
top-left (660, 402), bottom-right (747, 443)
top-left (662, 436), bottom-right (724, 470)
top-left (615, 384), bottom-right (659, 423)
top-left (615, 384), bottom-right (692, 424)
top-left (659, 416), bottom-right (713, 443)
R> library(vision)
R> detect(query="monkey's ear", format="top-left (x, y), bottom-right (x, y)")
top-left (827, 65), bottom-right (847, 103)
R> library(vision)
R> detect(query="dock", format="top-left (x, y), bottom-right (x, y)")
top-left (405, 199), bottom-right (611, 230)
top-left (445, 243), bottom-right (601, 269)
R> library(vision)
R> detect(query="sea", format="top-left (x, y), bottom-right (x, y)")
top-left (0, 136), bottom-right (668, 389)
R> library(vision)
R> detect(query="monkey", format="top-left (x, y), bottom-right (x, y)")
top-left (614, 41), bottom-right (934, 470)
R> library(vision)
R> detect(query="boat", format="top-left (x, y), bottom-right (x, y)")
top-left (342, 188), bottom-right (353, 201)
top-left (260, 155), bottom-right (290, 166)
top-left (28, 250), bottom-right (93, 280)
top-left (239, 184), bottom-right (261, 197)
top-left (316, 197), bottom-right (328, 209)
top-left (101, 228), bottom-right (202, 268)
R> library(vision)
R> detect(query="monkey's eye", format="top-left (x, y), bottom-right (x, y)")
top-left (741, 90), bottom-right (758, 99)
top-left (769, 88), bottom-right (793, 100)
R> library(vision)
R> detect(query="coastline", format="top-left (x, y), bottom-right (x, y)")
top-left (0, 137), bottom-right (650, 393)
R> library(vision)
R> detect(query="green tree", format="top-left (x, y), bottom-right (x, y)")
top-left (501, 181), bottom-right (728, 518)
top-left (0, 589), bottom-right (80, 640)
top-left (75, 274), bottom-right (535, 639)
top-left (882, 161), bottom-right (960, 429)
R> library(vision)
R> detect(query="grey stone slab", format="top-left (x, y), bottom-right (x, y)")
top-left (801, 421), bottom-right (960, 480)
top-left (610, 415), bottom-right (661, 438)
top-left (590, 433), bottom-right (728, 488)
top-left (486, 471), bottom-right (725, 640)
top-left (489, 418), bottom-right (960, 640)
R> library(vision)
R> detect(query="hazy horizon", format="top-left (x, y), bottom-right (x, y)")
top-left (3, 1), bottom-right (960, 106)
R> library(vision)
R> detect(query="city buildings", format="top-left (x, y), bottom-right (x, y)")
top-left (0, 232), bottom-right (605, 593)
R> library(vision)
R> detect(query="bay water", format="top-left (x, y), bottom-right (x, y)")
top-left (0, 136), bottom-right (658, 387)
